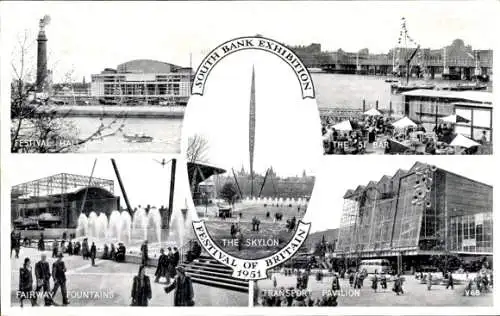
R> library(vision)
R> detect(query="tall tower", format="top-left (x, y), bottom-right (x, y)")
top-left (36, 15), bottom-right (51, 92)
top-left (249, 66), bottom-right (256, 197)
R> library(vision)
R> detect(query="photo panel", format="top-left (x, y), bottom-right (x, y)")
top-left (254, 155), bottom-right (495, 307)
top-left (7, 154), bottom-right (248, 307)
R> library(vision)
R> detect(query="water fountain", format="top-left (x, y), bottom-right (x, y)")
top-left (74, 205), bottom-right (187, 257)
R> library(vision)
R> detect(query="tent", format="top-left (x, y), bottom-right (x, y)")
top-left (364, 108), bottom-right (382, 116)
top-left (392, 116), bottom-right (417, 129)
top-left (440, 114), bottom-right (470, 124)
top-left (332, 120), bottom-right (352, 131)
top-left (449, 134), bottom-right (481, 148)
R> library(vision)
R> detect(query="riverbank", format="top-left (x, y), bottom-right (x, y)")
top-left (37, 105), bottom-right (185, 118)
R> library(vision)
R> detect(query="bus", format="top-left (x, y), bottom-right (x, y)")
top-left (359, 259), bottom-right (391, 274)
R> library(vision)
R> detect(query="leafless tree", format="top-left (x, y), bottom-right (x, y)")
top-left (186, 134), bottom-right (209, 163)
top-left (10, 30), bottom-right (125, 153)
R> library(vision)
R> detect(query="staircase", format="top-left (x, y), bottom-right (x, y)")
top-left (180, 255), bottom-right (249, 293)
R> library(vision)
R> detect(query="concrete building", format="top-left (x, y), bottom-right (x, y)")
top-left (401, 89), bottom-right (493, 141)
top-left (337, 162), bottom-right (492, 273)
top-left (91, 59), bottom-right (192, 105)
top-left (11, 173), bottom-right (119, 229)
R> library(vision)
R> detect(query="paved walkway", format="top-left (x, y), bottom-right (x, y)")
top-left (258, 272), bottom-right (493, 306)
top-left (10, 247), bottom-right (247, 307)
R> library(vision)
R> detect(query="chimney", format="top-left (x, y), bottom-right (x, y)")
top-left (36, 15), bottom-right (50, 92)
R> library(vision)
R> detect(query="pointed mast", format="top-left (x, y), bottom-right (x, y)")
top-left (249, 65), bottom-right (256, 197)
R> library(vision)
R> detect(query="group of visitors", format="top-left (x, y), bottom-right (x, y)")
top-left (18, 252), bottom-right (69, 307)
top-left (101, 242), bottom-right (127, 262)
top-left (154, 247), bottom-right (180, 284)
top-left (129, 263), bottom-right (195, 306)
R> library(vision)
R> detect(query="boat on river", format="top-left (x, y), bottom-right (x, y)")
top-left (391, 83), bottom-right (435, 94)
top-left (441, 82), bottom-right (488, 91)
top-left (123, 133), bottom-right (153, 143)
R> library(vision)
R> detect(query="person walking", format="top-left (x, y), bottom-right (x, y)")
top-left (371, 272), bottom-right (378, 293)
top-left (155, 248), bottom-right (168, 283)
top-left (52, 240), bottom-right (59, 258)
top-left (51, 253), bottom-right (69, 305)
top-left (82, 238), bottom-right (89, 260)
top-left (90, 242), bottom-right (97, 266)
top-left (446, 271), bottom-right (454, 290)
top-left (172, 247), bottom-right (180, 269)
top-left (393, 274), bottom-right (404, 295)
top-left (35, 253), bottom-right (52, 306)
top-left (141, 240), bottom-right (149, 266)
top-left (164, 266), bottom-right (194, 306)
top-left (131, 265), bottom-right (152, 306)
top-left (427, 271), bottom-right (433, 291)
top-left (19, 258), bottom-right (37, 307)
top-left (38, 234), bottom-right (45, 251)
top-left (380, 273), bottom-right (387, 290)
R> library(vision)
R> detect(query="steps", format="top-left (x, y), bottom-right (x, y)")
top-left (180, 255), bottom-right (249, 293)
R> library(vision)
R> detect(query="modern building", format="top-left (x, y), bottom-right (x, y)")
top-left (11, 173), bottom-right (119, 229)
top-left (336, 161), bottom-right (492, 273)
top-left (91, 59), bottom-right (192, 105)
top-left (401, 89), bottom-right (493, 141)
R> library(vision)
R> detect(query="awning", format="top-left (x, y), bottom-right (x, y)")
top-left (38, 213), bottom-right (61, 222)
top-left (392, 116), bottom-right (417, 129)
top-left (332, 120), bottom-right (352, 131)
top-left (364, 108), bottom-right (382, 116)
top-left (440, 114), bottom-right (470, 124)
top-left (450, 134), bottom-right (481, 148)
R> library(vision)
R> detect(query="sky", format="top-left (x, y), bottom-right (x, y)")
top-left (7, 154), bottom-right (189, 210)
top-left (182, 49), bottom-right (323, 177)
top-left (1, 1), bottom-right (498, 82)
top-left (8, 155), bottom-right (495, 234)
top-left (304, 155), bottom-right (496, 233)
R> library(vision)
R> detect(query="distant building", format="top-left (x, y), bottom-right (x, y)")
top-left (337, 161), bottom-right (492, 273)
top-left (11, 173), bottom-right (119, 229)
top-left (91, 59), bottom-right (192, 105)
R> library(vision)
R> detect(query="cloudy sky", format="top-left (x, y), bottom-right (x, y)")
top-left (304, 155), bottom-right (495, 233)
top-left (1, 1), bottom-right (497, 82)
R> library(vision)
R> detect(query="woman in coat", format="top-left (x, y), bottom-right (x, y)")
top-left (155, 248), bottom-right (168, 283)
top-left (164, 266), bottom-right (194, 306)
top-left (131, 265), bottom-right (152, 306)
top-left (19, 258), bottom-right (36, 307)
top-left (427, 272), bottom-right (433, 291)
top-left (371, 272), bottom-right (378, 292)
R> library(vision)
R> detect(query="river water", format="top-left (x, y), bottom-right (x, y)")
top-left (72, 73), bottom-right (489, 153)
top-left (73, 117), bottom-right (182, 153)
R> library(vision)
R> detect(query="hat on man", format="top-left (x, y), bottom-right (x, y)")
top-left (176, 266), bottom-right (186, 274)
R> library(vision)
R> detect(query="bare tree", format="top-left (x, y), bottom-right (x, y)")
top-left (10, 30), bottom-right (125, 153)
top-left (186, 134), bottom-right (209, 163)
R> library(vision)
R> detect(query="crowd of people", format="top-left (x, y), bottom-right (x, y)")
top-left (258, 269), bottom-right (338, 306)
top-left (18, 252), bottom-right (70, 306)
top-left (322, 112), bottom-right (488, 155)
top-left (13, 229), bottom-right (199, 307)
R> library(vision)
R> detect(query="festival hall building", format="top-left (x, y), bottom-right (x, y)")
top-left (90, 59), bottom-right (192, 105)
top-left (336, 162), bottom-right (492, 272)
top-left (11, 173), bottom-right (119, 229)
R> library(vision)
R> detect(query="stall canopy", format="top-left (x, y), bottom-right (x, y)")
top-left (392, 116), bottom-right (417, 129)
top-left (364, 108), bottom-right (382, 116)
top-left (38, 213), bottom-right (61, 222)
top-left (450, 134), bottom-right (481, 148)
top-left (440, 114), bottom-right (470, 124)
top-left (332, 120), bottom-right (353, 131)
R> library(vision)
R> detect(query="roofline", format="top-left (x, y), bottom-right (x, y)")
top-left (343, 162), bottom-right (491, 199)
